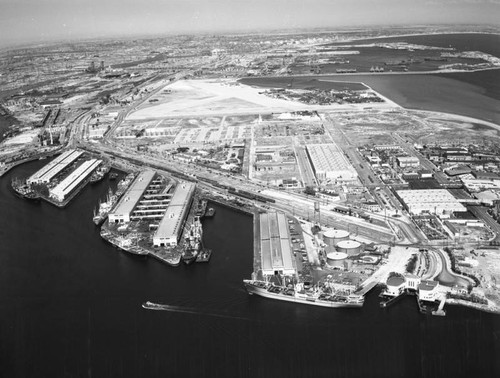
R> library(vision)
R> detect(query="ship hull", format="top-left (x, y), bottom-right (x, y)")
top-left (182, 255), bottom-right (198, 265)
top-left (10, 183), bottom-right (40, 202)
top-left (244, 281), bottom-right (363, 308)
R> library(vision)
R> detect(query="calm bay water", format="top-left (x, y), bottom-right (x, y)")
top-left (327, 33), bottom-right (500, 124)
top-left (243, 33), bottom-right (500, 125)
top-left (1, 161), bottom-right (500, 377)
top-left (322, 70), bottom-right (500, 125)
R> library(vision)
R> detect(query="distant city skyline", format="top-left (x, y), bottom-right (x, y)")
top-left (1, 0), bottom-right (498, 47)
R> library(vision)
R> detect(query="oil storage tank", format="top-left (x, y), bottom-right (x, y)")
top-left (326, 252), bottom-right (348, 268)
top-left (336, 240), bottom-right (362, 256)
top-left (323, 229), bottom-right (349, 248)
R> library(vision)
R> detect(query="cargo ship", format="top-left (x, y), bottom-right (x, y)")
top-left (93, 173), bottom-right (135, 225)
top-left (11, 178), bottom-right (40, 202)
top-left (181, 216), bottom-right (203, 265)
top-left (243, 280), bottom-right (364, 308)
top-left (93, 188), bottom-right (115, 225)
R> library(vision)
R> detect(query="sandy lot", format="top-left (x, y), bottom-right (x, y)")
top-left (126, 79), bottom-right (400, 120)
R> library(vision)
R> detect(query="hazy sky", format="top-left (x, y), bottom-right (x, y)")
top-left (1, 0), bottom-right (499, 46)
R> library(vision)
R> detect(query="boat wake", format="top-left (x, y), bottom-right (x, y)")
top-left (142, 301), bottom-right (248, 321)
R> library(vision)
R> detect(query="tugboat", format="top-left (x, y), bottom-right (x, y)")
top-left (204, 207), bottom-right (215, 218)
top-left (196, 249), bottom-right (212, 263)
top-left (195, 199), bottom-right (208, 217)
top-left (90, 164), bottom-right (111, 184)
top-left (182, 216), bottom-right (203, 265)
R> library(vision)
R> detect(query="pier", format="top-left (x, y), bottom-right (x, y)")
top-left (432, 296), bottom-right (447, 316)
top-left (0, 148), bottom-right (63, 178)
top-left (355, 281), bottom-right (378, 296)
top-left (380, 291), bottom-right (408, 308)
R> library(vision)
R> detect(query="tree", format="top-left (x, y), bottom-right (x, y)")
top-left (304, 186), bottom-right (316, 196)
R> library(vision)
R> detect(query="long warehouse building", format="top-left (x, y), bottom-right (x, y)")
top-left (49, 159), bottom-right (101, 202)
top-left (27, 149), bottom-right (83, 185)
top-left (108, 170), bottom-right (156, 223)
top-left (396, 189), bottom-right (467, 215)
top-left (306, 143), bottom-right (358, 183)
top-left (259, 211), bottom-right (296, 277)
top-left (153, 182), bottom-right (195, 247)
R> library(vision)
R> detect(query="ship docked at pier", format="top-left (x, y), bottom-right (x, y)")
top-left (93, 173), bottom-right (135, 225)
top-left (182, 215), bottom-right (208, 264)
top-left (90, 164), bottom-right (111, 184)
top-left (243, 280), bottom-right (364, 308)
top-left (10, 177), bottom-right (40, 202)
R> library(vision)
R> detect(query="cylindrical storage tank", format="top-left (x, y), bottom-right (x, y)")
top-left (326, 252), bottom-right (348, 268)
top-left (336, 240), bottom-right (362, 256)
top-left (323, 229), bottom-right (350, 248)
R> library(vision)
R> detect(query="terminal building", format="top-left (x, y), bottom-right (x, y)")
top-left (153, 182), bottom-right (195, 247)
top-left (259, 212), bottom-right (296, 277)
top-left (49, 159), bottom-right (101, 202)
top-left (108, 170), bottom-right (157, 223)
top-left (306, 144), bottom-right (358, 183)
top-left (27, 149), bottom-right (83, 185)
top-left (396, 189), bottom-right (467, 215)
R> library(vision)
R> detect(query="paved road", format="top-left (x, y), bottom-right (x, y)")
top-left (468, 205), bottom-right (500, 244)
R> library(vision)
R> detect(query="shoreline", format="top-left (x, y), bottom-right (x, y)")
top-left (329, 31), bottom-right (500, 45)
top-left (446, 298), bottom-right (500, 316)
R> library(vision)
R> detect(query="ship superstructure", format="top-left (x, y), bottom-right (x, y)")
top-left (182, 216), bottom-right (203, 264)
top-left (243, 279), bottom-right (364, 308)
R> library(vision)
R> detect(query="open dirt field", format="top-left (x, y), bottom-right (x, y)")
top-left (126, 79), bottom-right (399, 121)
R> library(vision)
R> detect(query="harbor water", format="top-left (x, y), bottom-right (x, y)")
top-left (1, 160), bottom-right (500, 377)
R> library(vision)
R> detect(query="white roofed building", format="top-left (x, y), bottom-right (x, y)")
top-left (27, 149), bottom-right (83, 185)
top-left (306, 144), bottom-right (358, 183)
top-left (49, 159), bottom-right (101, 202)
top-left (396, 189), bottom-right (467, 215)
top-left (108, 170), bottom-right (156, 223)
top-left (259, 212), bottom-right (296, 277)
top-left (153, 182), bottom-right (195, 247)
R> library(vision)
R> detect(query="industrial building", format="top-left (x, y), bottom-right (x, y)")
top-left (153, 182), bottom-right (195, 247)
top-left (306, 144), bottom-right (358, 182)
top-left (49, 159), bottom-right (101, 202)
top-left (259, 212), bottom-right (296, 276)
top-left (27, 149), bottom-right (83, 185)
top-left (108, 170), bottom-right (156, 223)
top-left (396, 189), bottom-right (467, 215)
top-left (396, 156), bottom-right (420, 168)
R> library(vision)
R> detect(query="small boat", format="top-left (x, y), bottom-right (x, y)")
top-left (90, 164), bottom-right (111, 184)
top-left (195, 199), bottom-right (207, 217)
top-left (109, 172), bottom-right (119, 180)
top-left (205, 207), bottom-right (215, 218)
top-left (196, 249), bottom-right (212, 263)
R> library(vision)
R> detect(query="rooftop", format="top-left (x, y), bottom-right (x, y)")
top-left (154, 182), bottom-right (195, 240)
top-left (306, 143), bottom-right (356, 175)
top-left (260, 212), bottom-right (295, 274)
top-left (418, 280), bottom-right (438, 291)
top-left (110, 170), bottom-right (156, 217)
